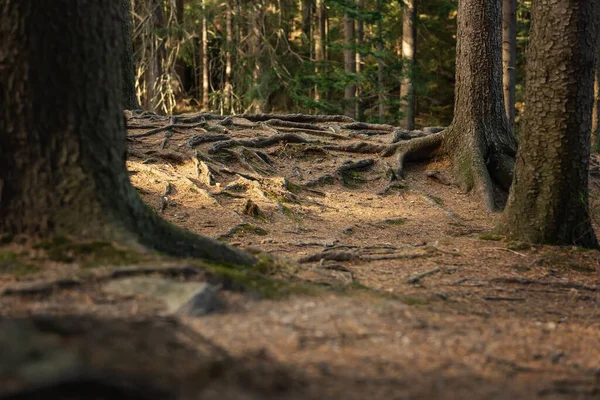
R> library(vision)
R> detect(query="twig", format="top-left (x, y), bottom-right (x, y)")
top-left (407, 267), bottom-right (442, 284)
top-left (483, 296), bottom-right (526, 302)
top-left (491, 247), bottom-right (527, 257)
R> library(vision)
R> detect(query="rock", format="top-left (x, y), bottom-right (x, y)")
top-left (423, 126), bottom-right (446, 134)
top-left (102, 278), bottom-right (224, 317)
top-left (343, 226), bottom-right (354, 234)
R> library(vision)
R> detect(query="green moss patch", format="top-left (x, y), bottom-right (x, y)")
top-left (0, 252), bottom-right (39, 276)
top-left (33, 237), bottom-right (144, 267)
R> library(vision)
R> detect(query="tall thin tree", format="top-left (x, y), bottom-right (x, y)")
top-left (344, 1), bottom-right (356, 119)
top-left (400, 0), bottom-right (417, 129)
top-left (502, 0), bottom-right (517, 131)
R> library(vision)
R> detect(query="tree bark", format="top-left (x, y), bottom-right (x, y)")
top-left (500, 0), bottom-right (599, 248)
top-left (376, 0), bottom-right (386, 119)
top-left (201, 0), bottom-right (209, 110)
top-left (225, 1), bottom-right (234, 113)
top-left (502, 0), bottom-right (517, 131)
top-left (344, 3), bottom-right (356, 119)
top-left (355, 0), bottom-right (364, 120)
top-left (0, 0), bottom-right (256, 266)
top-left (392, 0), bottom-right (516, 211)
top-left (593, 44), bottom-right (600, 151)
top-left (121, 0), bottom-right (139, 110)
top-left (400, 0), bottom-right (416, 130)
top-left (314, 0), bottom-right (325, 102)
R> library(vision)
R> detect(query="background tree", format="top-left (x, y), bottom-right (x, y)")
top-left (0, 0), bottom-right (256, 266)
top-left (343, 1), bottom-right (357, 118)
top-left (391, 0), bottom-right (516, 210)
top-left (502, 0), bottom-right (517, 131)
top-left (121, 0), bottom-right (139, 109)
top-left (501, 0), bottom-right (599, 248)
top-left (400, 0), bottom-right (417, 129)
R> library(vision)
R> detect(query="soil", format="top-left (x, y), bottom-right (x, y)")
top-left (1, 112), bottom-right (600, 399)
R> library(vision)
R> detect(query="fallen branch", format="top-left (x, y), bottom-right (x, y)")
top-left (298, 251), bottom-right (358, 263)
top-left (407, 267), bottom-right (442, 284)
top-left (483, 296), bottom-right (526, 302)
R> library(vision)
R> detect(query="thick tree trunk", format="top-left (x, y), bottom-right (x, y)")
top-left (392, 0), bottom-right (516, 211)
top-left (501, 0), bottom-right (599, 248)
top-left (344, 3), bottom-right (356, 119)
top-left (0, 0), bottom-right (256, 266)
top-left (400, 0), bottom-right (416, 130)
top-left (502, 0), bottom-right (517, 131)
top-left (121, 0), bottom-right (139, 110)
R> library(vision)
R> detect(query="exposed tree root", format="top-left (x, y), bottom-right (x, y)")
top-left (236, 113), bottom-right (354, 123)
top-left (188, 134), bottom-right (231, 147)
top-left (341, 122), bottom-right (395, 131)
top-left (208, 133), bottom-right (312, 154)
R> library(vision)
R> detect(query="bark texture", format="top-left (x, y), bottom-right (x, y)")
top-left (121, 0), bottom-right (139, 110)
top-left (393, 0), bottom-right (516, 210)
top-left (343, 4), bottom-right (356, 119)
top-left (501, 0), bottom-right (599, 248)
top-left (400, 0), bottom-right (417, 130)
top-left (502, 0), bottom-right (517, 131)
top-left (593, 44), bottom-right (600, 150)
top-left (0, 0), bottom-right (256, 266)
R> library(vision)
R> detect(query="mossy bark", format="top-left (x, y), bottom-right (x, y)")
top-left (394, 0), bottom-right (516, 210)
top-left (500, 1), bottom-right (599, 248)
top-left (0, 0), bottom-right (256, 266)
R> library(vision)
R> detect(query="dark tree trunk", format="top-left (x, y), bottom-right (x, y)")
top-left (400, 0), bottom-right (417, 130)
top-left (0, 0), bottom-right (256, 266)
top-left (121, 0), bottom-right (139, 110)
top-left (343, 3), bottom-right (356, 119)
top-left (502, 0), bottom-right (517, 131)
top-left (593, 44), bottom-right (600, 151)
top-left (501, 0), bottom-right (599, 248)
top-left (392, 0), bottom-right (516, 211)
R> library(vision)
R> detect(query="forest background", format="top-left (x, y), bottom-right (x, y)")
top-left (129, 0), bottom-right (533, 130)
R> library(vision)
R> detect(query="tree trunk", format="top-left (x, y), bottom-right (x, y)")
top-left (391, 0), bottom-right (516, 211)
top-left (121, 0), bottom-right (139, 110)
top-left (201, 0), bottom-right (209, 110)
top-left (344, 3), bottom-right (356, 119)
top-left (500, 0), bottom-right (599, 248)
top-left (248, 1), bottom-right (262, 113)
top-left (314, 0), bottom-right (325, 102)
top-left (400, 0), bottom-right (416, 130)
top-left (0, 0), bottom-right (256, 266)
top-left (355, 0), bottom-right (364, 120)
top-left (593, 44), bottom-right (600, 151)
top-left (502, 0), bottom-right (517, 131)
top-left (224, 1), bottom-right (234, 113)
top-left (376, 0), bottom-right (386, 119)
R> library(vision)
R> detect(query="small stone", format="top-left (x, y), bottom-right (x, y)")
top-left (343, 226), bottom-right (354, 234)
top-left (261, 238), bottom-right (275, 244)
top-left (102, 278), bottom-right (224, 317)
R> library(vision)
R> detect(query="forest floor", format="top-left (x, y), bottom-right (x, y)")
top-left (2, 112), bottom-right (600, 399)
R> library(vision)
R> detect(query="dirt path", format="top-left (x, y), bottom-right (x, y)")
top-left (1, 112), bottom-right (600, 399)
